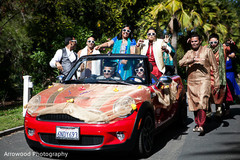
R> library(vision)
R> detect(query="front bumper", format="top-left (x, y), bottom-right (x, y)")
top-left (24, 112), bottom-right (138, 152)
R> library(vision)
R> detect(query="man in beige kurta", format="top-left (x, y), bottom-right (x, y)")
top-left (179, 33), bottom-right (219, 133)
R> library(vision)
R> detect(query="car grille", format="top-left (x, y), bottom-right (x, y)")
top-left (37, 114), bottom-right (84, 122)
top-left (40, 133), bottom-right (104, 146)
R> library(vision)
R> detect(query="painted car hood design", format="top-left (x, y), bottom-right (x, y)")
top-left (27, 84), bottom-right (151, 123)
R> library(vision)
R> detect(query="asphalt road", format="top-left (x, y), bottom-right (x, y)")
top-left (0, 104), bottom-right (240, 160)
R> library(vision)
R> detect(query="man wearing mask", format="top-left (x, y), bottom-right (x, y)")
top-left (207, 33), bottom-right (233, 117)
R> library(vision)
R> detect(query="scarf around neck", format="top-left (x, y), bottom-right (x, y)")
top-left (208, 43), bottom-right (226, 86)
top-left (112, 38), bottom-right (131, 54)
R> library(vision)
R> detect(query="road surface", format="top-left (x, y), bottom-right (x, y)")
top-left (0, 104), bottom-right (240, 160)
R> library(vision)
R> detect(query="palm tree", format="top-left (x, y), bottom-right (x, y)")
top-left (149, 0), bottom-right (238, 73)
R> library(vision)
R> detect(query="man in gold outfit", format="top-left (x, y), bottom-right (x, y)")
top-left (179, 33), bottom-right (220, 134)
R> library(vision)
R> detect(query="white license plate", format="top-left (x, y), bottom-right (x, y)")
top-left (56, 126), bottom-right (79, 140)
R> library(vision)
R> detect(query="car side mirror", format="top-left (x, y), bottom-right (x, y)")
top-left (56, 75), bottom-right (65, 83)
top-left (156, 76), bottom-right (172, 89)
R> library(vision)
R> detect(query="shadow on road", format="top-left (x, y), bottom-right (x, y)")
top-left (224, 106), bottom-right (240, 119)
top-left (180, 107), bottom-right (240, 159)
top-left (34, 118), bottom-right (194, 160)
top-left (183, 140), bottom-right (240, 160)
top-left (203, 106), bottom-right (240, 136)
top-left (150, 117), bottom-right (193, 156)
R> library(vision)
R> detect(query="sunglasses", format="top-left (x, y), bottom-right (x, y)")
top-left (147, 32), bottom-right (156, 36)
top-left (135, 68), bottom-right (144, 72)
top-left (122, 29), bottom-right (131, 33)
top-left (209, 41), bottom-right (218, 45)
top-left (225, 43), bottom-right (230, 46)
top-left (103, 69), bottom-right (112, 73)
top-left (87, 40), bottom-right (95, 44)
top-left (71, 40), bottom-right (77, 43)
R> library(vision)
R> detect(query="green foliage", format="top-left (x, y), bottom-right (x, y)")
top-left (0, 0), bottom-right (240, 101)
top-left (0, 12), bottom-right (32, 101)
top-left (139, 0), bottom-right (240, 75)
top-left (0, 105), bottom-right (24, 131)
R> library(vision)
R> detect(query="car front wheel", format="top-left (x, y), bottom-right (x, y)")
top-left (137, 113), bottom-right (154, 157)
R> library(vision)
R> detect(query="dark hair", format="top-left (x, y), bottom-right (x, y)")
top-left (190, 32), bottom-right (202, 41)
top-left (103, 61), bottom-right (117, 75)
top-left (147, 27), bottom-right (156, 33)
top-left (135, 63), bottom-right (144, 69)
top-left (65, 36), bottom-right (73, 46)
top-left (87, 36), bottom-right (95, 40)
top-left (209, 33), bottom-right (219, 41)
top-left (117, 24), bottom-right (134, 40)
top-left (225, 38), bottom-right (239, 53)
top-left (104, 61), bottom-right (117, 68)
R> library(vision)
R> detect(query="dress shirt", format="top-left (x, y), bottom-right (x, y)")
top-left (49, 47), bottom-right (77, 68)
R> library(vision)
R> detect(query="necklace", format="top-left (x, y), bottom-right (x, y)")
top-left (193, 50), bottom-right (199, 58)
top-left (88, 48), bottom-right (93, 55)
top-left (193, 47), bottom-right (201, 58)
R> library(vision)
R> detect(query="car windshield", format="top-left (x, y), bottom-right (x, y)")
top-left (64, 54), bottom-right (151, 85)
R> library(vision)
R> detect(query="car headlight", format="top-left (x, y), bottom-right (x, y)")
top-left (27, 94), bottom-right (41, 115)
top-left (28, 94), bottom-right (41, 104)
top-left (113, 96), bottom-right (135, 117)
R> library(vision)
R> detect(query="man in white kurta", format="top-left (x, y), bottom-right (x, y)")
top-left (77, 37), bottom-right (100, 78)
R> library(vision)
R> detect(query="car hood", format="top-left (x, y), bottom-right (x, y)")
top-left (27, 83), bottom-right (151, 123)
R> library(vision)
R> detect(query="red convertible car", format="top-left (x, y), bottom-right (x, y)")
top-left (24, 54), bottom-right (186, 157)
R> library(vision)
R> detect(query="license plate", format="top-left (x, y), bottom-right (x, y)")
top-left (56, 126), bottom-right (79, 140)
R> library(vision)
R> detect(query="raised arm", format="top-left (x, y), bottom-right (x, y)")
top-left (130, 39), bottom-right (137, 54)
top-left (95, 39), bottom-right (114, 50)
top-left (179, 51), bottom-right (194, 67)
top-left (135, 39), bottom-right (144, 55)
top-left (161, 42), bottom-right (172, 54)
top-left (167, 42), bottom-right (175, 58)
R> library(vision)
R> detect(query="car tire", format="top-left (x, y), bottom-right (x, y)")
top-left (137, 112), bottom-right (154, 158)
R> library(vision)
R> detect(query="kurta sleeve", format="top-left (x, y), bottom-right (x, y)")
top-left (163, 42), bottom-right (172, 54)
top-left (179, 51), bottom-right (194, 67)
top-left (49, 49), bottom-right (63, 68)
top-left (208, 49), bottom-right (220, 88)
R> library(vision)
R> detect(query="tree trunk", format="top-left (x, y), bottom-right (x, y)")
top-left (172, 30), bottom-right (178, 74)
top-left (169, 16), bottom-right (179, 74)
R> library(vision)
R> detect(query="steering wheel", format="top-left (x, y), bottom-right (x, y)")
top-left (126, 76), bottom-right (144, 83)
